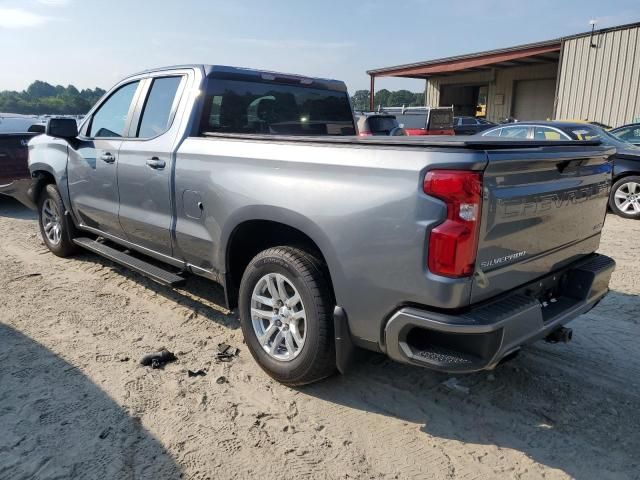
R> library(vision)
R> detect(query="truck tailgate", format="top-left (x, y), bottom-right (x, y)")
top-left (471, 144), bottom-right (613, 303)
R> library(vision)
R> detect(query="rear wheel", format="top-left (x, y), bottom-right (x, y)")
top-left (38, 184), bottom-right (79, 257)
top-left (610, 176), bottom-right (640, 219)
top-left (239, 246), bottom-right (335, 385)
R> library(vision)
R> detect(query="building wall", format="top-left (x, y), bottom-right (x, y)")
top-left (426, 63), bottom-right (558, 122)
top-left (556, 25), bottom-right (640, 127)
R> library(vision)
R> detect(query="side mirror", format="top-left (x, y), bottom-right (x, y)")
top-left (46, 118), bottom-right (78, 139)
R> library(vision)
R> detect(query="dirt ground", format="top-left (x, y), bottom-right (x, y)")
top-left (0, 196), bottom-right (639, 480)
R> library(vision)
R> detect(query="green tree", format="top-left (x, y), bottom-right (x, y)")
top-left (373, 89), bottom-right (391, 110)
top-left (351, 89), bottom-right (370, 111)
top-left (0, 80), bottom-right (106, 115)
top-left (26, 80), bottom-right (57, 99)
top-left (387, 89), bottom-right (417, 107)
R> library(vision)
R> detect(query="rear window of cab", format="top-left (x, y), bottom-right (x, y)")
top-left (200, 78), bottom-right (355, 136)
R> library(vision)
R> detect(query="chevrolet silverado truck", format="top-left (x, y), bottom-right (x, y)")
top-left (28, 65), bottom-right (616, 385)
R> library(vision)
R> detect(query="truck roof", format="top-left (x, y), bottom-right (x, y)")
top-left (128, 64), bottom-right (348, 92)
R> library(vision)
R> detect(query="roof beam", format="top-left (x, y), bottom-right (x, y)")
top-left (369, 44), bottom-right (561, 78)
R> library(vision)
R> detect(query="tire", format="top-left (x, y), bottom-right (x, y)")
top-left (239, 246), bottom-right (336, 386)
top-left (37, 184), bottom-right (79, 257)
top-left (609, 176), bottom-right (640, 219)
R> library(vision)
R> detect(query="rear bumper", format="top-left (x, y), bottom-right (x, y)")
top-left (384, 254), bottom-right (615, 372)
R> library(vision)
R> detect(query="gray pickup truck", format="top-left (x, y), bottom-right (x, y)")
top-left (27, 65), bottom-right (616, 385)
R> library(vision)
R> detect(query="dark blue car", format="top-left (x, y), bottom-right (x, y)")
top-left (480, 121), bottom-right (640, 219)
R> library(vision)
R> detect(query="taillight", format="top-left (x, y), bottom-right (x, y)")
top-left (358, 131), bottom-right (372, 136)
top-left (424, 170), bottom-right (482, 277)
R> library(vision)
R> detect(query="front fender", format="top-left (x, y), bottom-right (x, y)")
top-left (28, 136), bottom-right (72, 213)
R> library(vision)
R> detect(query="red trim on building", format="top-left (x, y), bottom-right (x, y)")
top-left (369, 44), bottom-right (561, 78)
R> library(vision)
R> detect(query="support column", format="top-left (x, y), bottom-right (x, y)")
top-left (369, 75), bottom-right (375, 111)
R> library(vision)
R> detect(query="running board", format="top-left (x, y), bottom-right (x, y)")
top-left (73, 237), bottom-right (186, 287)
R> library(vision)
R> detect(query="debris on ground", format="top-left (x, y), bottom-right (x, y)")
top-left (215, 343), bottom-right (239, 363)
top-left (188, 369), bottom-right (207, 377)
top-left (98, 427), bottom-right (112, 440)
top-left (442, 377), bottom-right (470, 395)
top-left (216, 375), bottom-right (227, 384)
top-left (140, 349), bottom-right (177, 369)
top-left (8, 272), bottom-right (42, 282)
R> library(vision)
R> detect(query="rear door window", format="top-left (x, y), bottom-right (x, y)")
top-left (201, 79), bottom-right (355, 135)
top-left (395, 114), bottom-right (426, 129)
top-left (461, 117), bottom-right (476, 125)
top-left (137, 76), bottom-right (183, 138)
top-left (500, 126), bottom-right (530, 138)
top-left (428, 109), bottom-right (454, 130)
top-left (570, 127), bottom-right (600, 140)
top-left (368, 116), bottom-right (399, 134)
top-left (534, 126), bottom-right (565, 140)
top-left (89, 81), bottom-right (140, 138)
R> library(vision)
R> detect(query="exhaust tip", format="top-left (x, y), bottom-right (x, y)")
top-left (545, 327), bottom-right (573, 344)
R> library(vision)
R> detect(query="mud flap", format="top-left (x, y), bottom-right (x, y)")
top-left (334, 306), bottom-right (356, 374)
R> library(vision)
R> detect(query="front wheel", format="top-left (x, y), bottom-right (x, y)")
top-left (38, 184), bottom-right (79, 257)
top-left (238, 246), bottom-right (336, 385)
top-left (609, 176), bottom-right (640, 219)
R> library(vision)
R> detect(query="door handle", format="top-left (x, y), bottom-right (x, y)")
top-left (146, 157), bottom-right (166, 170)
top-left (100, 153), bottom-right (115, 163)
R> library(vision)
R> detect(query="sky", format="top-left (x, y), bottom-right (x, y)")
top-left (1, 0), bottom-right (639, 94)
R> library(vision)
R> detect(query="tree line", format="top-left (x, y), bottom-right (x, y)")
top-left (351, 89), bottom-right (425, 111)
top-left (1, 81), bottom-right (424, 116)
top-left (0, 81), bottom-right (106, 115)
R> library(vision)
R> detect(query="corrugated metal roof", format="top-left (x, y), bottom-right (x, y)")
top-left (368, 21), bottom-right (640, 78)
top-left (367, 39), bottom-right (561, 76)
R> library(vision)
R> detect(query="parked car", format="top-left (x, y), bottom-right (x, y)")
top-left (611, 123), bottom-right (640, 146)
top-left (28, 65), bottom-right (615, 385)
top-left (379, 106), bottom-right (454, 136)
top-left (453, 116), bottom-right (495, 135)
top-left (355, 113), bottom-right (406, 136)
top-left (0, 133), bottom-right (35, 192)
top-left (0, 115), bottom-right (44, 204)
top-left (480, 121), bottom-right (640, 219)
top-left (0, 115), bottom-right (44, 134)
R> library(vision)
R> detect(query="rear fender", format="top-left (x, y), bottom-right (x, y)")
top-left (220, 205), bottom-right (344, 289)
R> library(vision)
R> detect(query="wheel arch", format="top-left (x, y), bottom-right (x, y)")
top-left (28, 163), bottom-right (77, 226)
top-left (221, 207), bottom-right (343, 310)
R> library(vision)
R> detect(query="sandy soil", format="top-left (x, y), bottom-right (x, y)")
top-left (1, 195), bottom-right (639, 480)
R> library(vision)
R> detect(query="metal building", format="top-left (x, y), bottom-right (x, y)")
top-left (367, 22), bottom-right (640, 127)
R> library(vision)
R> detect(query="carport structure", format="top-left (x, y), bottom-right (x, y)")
top-left (368, 22), bottom-right (640, 127)
top-left (367, 40), bottom-right (562, 122)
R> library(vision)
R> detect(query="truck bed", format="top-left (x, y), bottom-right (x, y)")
top-left (202, 131), bottom-right (603, 149)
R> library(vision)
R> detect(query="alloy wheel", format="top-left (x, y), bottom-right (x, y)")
top-left (614, 181), bottom-right (640, 214)
top-left (250, 273), bottom-right (307, 362)
top-left (41, 198), bottom-right (62, 245)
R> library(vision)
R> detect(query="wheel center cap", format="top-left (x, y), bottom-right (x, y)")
top-left (278, 306), bottom-right (291, 323)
